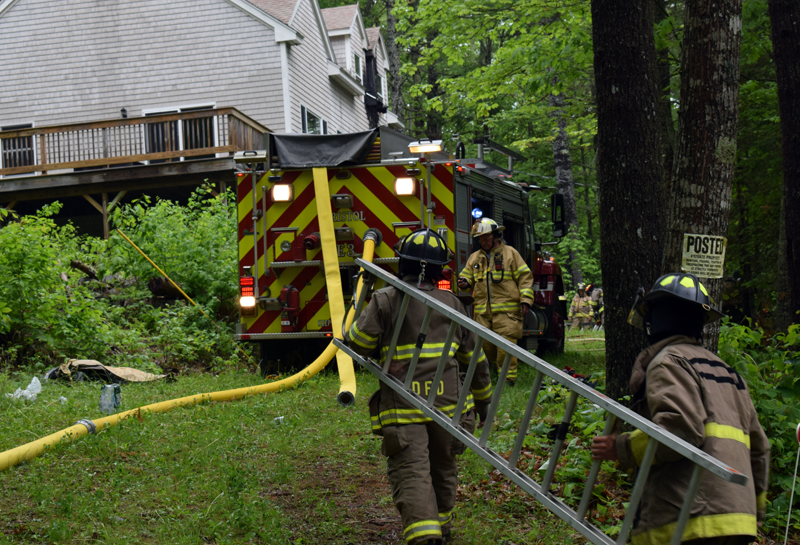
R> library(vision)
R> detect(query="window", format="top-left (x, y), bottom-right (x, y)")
top-left (376, 74), bottom-right (384, 103)
top-left (0, 123), bottom-right (35, 176)
top-left (301, 106), bottom-right (328, 135)
top-left (353, 53), bottom-right (362, 82)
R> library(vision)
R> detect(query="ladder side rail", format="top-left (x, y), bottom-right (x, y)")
top-left (335, 339), bottom-right (616, 545)
top-left (382, 292), bottom-right (411, 373)
top-left (479, 351), bottom-right (513, 448)
top-left (541, 390), bottom-right (580, 492)
top-left (509, 370), bottom-right (545, 467)
top-left (427, 321), bottom-right (458, 406)
top-left (451, 342), bottom-right (485, 426)
top-left (404, 307), bottom-right (434, 389)
top-left (354, 259), bottom-right (749, 487)
top-left (616, 437), bottom-right (659, 544)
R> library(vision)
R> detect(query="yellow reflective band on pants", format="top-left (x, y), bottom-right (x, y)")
top-left (376, 400), bottom-right (476, 428)
top-left (631, 512), bottom-right (757, 545)
top-left (439, 510), bottom-right (452, 525)
top-left (405, 519), bottom-right (441, 543)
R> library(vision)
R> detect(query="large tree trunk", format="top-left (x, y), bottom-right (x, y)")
top-left (592, 0), bottom-right (664, 402)
top-left (655, 0), bottom-right (677, 198)
top-left (384, 0), bottom-right (405, 124)
top-left (662, 0), bottom-right (743, 352)
top-left (769, 0), bottom-right (800, 327)
top-left (550, 91), bottom-right (583, 287)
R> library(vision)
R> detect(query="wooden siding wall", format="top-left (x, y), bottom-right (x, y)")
top-left (287, 0), bottom-right (368, 134)
top-left (331, 36), bottom-right (347, 69)
top-left (0, 0), bottom-right (285, 132)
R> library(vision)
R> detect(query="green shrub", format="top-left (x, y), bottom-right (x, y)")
top-left (718, 320), bottom-right (800, 534)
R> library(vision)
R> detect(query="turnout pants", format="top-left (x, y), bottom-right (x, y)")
top-left (382, 422), bottom-right (459, 544)
top-left (476, 312), bottom-right (521, 383)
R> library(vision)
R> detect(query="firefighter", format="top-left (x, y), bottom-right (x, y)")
top-left (568, 282), bottom-right (593, 331)
top-left (587, 284), bottom-right (604, 330)
top-left (591, 273), bottom-right (769, 545)
top-left (347, 228), bottom-right (493, 545)
top-left (456, 217), bottom-right (534, 386)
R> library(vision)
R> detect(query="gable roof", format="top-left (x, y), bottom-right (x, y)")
top-left (248, 0), bottom-right (296, 23)
top-left (320, 4), bottom-right (358, 31)
top-left (366, 27), bottom-right (388, 69)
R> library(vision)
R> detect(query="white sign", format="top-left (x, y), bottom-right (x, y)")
top-left (681, 234), bottom-right (727, 279)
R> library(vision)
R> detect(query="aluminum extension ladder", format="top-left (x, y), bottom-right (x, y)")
top-left (334, 258), bottom-right (749, 545)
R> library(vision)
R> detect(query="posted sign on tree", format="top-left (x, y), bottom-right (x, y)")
top-left (681, 234), bottom-right (727, 279)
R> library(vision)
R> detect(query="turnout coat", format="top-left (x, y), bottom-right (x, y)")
top-left (615, 336), bottom-right (770, 545)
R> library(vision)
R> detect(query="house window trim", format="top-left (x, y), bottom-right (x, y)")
top-left (141, 103), bottom-right (218, 163)
top-left (300, 105), bottom-right (328, 135)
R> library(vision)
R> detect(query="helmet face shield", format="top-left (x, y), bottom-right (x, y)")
top-left (627, 286), bottom-right (648, 330)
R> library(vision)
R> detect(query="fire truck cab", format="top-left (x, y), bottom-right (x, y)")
top-left (235, 128), bottom-right (566, 374)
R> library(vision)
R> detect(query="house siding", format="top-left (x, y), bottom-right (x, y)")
top-left (287, 0), bottom-right (367, 134)
top-left (0, 0), bottom-right (286, 131)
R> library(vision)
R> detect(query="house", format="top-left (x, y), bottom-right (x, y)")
top-left (0, 0), bottom-right (401, 137)
top-left (0, 0), bottom-right (403, 233)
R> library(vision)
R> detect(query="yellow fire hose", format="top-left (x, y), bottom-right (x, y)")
top-left (0, 230), bottom-right (380, 473)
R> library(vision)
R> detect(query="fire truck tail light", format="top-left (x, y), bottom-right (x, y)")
top-left (240, 275), bottom-right (257, 314)
top-left (394, 177), bottom-right (416, 196)
top-left (437, 279), bottom-right (451, 291)
top-left (239, 296), bottom-right (256, 308)
top-left (271, 184), bottom-right (294, 202)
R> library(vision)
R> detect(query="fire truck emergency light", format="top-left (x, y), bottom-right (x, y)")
top-left (239, 274), bottom-right (257, 315)
top-left (271, 184), bottom-right (294, 202)
top-left (394, 177), bottom-right (416, 196)
top-left (408, 139), bottom-right (443, 154)
top-left (472, 207), bottom-right (484, 219)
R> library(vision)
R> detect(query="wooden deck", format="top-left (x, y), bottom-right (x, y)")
top-left (0, 107), bottom-right (268, 237)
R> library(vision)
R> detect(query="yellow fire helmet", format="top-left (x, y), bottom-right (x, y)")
top-left (470, 217), bottom-right (506, 238)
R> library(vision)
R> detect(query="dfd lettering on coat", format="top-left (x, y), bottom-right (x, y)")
top-left (411, 380), bottom-right (445, 396)
top-left (684, 235), bottom-right (725, 255)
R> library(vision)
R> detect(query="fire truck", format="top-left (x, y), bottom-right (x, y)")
top-left (234, 128), bottom-right (566, 374)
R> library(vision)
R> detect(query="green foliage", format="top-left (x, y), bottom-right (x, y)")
top-left (0, 189), bottom-right (246, 373)
top-left (106, 188), bottom-right (239, 314)
top-left (0, 204), bottom-right (111, 367)
top-left (718, 320), bottom-right (800, 534)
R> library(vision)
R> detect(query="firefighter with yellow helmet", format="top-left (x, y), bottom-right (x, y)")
top-left (457, 218), bottom-right (534, 385)
top-left (591, 273), bottom-right (769, 545)
top-left (348, 228), bottom-right (492, 545)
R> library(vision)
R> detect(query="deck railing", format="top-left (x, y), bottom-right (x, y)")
top-left (0, 107), bottom-right (268, 177)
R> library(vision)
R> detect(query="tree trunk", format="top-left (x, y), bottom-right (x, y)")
top-left (775, 197), bottom-right (792, 332)
top-left (769, 0), bottom-right (800, 326)
top-left (655, 0), bottom-right (677, 198)
top-left (384, 0), bottom-right (405, 124)
top-left (592, 0), bottom-right (664, 402)
top-left (550, 91), bottom-right (583, 287)
top-left (662, 0), bottom-right (743, 352)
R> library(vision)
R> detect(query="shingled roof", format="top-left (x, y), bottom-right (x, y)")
top-left (320, 4), bottom-right (358, 31)
top-left (248, 0), bottom-right (297, 23)
top-left (365, 27), bottom-right (381, 49)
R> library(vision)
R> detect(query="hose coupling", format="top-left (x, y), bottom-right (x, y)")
top-left (76, 419), bottom-right (96, 434)
top-left (363, 228), bottom-right (383, 246)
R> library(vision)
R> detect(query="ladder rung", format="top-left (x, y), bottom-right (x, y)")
top-left (617, 436), bottom-right (658, 544)
top-left (427, 320), bottom-right (458, 406)
top-left (541, 390), bottom-right (579, 492)
top-left (577, 413), bottom-right (617, 519)
top-left (404, 307), bottom-right (433, 389)
top-left (509, 370), bottom-right (545, 468)
top-left (382, 293), bottom-right (410, 373)
top-left (452, 342), bottom-right (484, 426)
top-left (479, 351), bottom-right (513, 447)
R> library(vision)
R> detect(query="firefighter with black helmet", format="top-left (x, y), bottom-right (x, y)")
top-left (568, 282), bottom-right (593, 331)
top-left (591, 273), bottom-right (770, 545)
top-left (456, 218), bottom-right (534, 385)
top-left (347, 228), bottom-right (492, 545)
